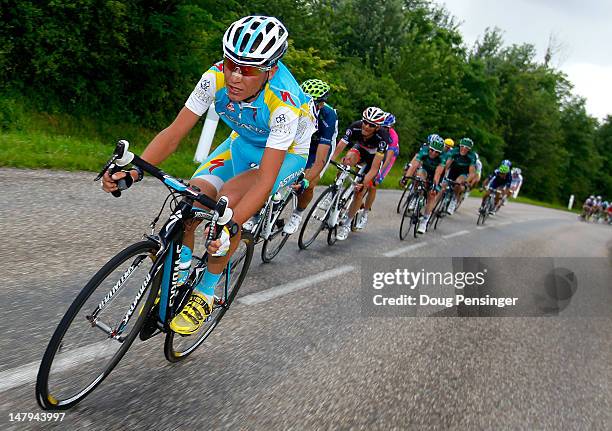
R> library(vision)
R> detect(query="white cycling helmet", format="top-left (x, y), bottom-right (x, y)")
top-left (362, 106), bottom-right (386, 125)
top-left (223, 16), bottom-right (288, 67)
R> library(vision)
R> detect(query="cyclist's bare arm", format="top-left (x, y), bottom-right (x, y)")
top-left (364, 153), bottom-right (383, 184)
top-left (102, 107), bottom-right (199, 192)
top-left (433, 165), bottom-right (444, 186)
top-left (406, 159), bottom-right (421, 178)
top-left (331, 138), bottom-right (348, 162)
top-left (305, 144), bottom-right (330, 182)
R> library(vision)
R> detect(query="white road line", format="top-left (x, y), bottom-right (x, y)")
top-left (442, 230), bottom-right (470, 239)
top-left (382, 242), bottom-right (428, 257)
top-left (0, 340), bottom-right (115, 393)
top-left (476, 225), bottom-right (490, 230)
top-left (497, 221), bottom-right (512, 226)
top-left (237, 265), bottom-right (354, 306)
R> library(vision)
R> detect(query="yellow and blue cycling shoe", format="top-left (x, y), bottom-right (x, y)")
top-left (169, 291), bottom-right (212, 335)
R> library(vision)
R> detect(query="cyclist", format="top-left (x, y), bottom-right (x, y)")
top-left (283, 79), bottom-right (338, 234)
top-left (102, 16), bottom-right (315, 334)
top-left (331, 106), bottom-right (390, 240)
top-left (581, 195), bottom-right (596, 221)
top-left (510, 167), bottom-right (523, 198)
top-left (442, 137), bottom-right (477, 215)
top-left (481, 163), bottom-right (512, 215)
top-left (443, 138), bottom-right (455, 153)
top-left (400, 134), bottom-right (442, 186)
top-left (464, 151), bottom-right (482, 201)
top-left (403, 135), bottom-right (446, 234)
top-left (593, 196), bottom-right (604, 222)
top-left (357, 113), bottom-right (400, 229)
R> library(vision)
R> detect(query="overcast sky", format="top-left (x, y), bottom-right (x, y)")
top-left (439, 0), bottom-right (611, 120)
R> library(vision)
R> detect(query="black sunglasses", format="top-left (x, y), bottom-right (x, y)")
top-left (362, 120), bottom-right (378, 128)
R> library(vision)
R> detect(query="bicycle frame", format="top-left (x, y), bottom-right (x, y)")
top-left (254, 185), bottom-right (296, 241)
top-left (89, 141), bottom-right (238, 339)
top-left (327, 164), bottom-right (366, 228)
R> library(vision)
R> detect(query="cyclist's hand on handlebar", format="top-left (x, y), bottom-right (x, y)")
top-left (101, 170), bottom-right (135, 193)
top-left (204, 226), bottom-right (231, 257)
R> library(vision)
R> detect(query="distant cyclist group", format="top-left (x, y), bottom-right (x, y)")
top-left (581, 195), bottom-right (612, 224)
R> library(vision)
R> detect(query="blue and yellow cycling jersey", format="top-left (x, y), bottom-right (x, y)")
top-left (185, 60), bottom-right (315, 155)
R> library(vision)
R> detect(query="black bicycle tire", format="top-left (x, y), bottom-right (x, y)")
top-left (163, 233), bottom-right (255, 362)
top-left (298, 187), bottom-right (334, 250)
top-left (396, 185), bottom-right (410, 214)
top-left (36, 240), bottom-right (160, 410)
top-left (261, 194), bottom-right (293, 263)
top-left (399, 192), bottom-right (416, 240)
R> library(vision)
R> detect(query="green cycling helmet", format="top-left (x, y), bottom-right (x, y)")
top-left (459, 137), bottom-right (474, 149)
top-left (301, 79), bottom-right (330, 101)
top-left (499, 164), bottom-right (510, 174)
top-left (429, 135), bottom-right (445, 153)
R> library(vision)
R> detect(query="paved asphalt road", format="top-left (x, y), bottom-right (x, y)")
top-left (1, 168), bottom-right (611, 430)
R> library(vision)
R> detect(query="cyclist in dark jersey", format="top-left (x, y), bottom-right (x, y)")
top-left (442, 137), bottom-right (478, 214)
top-left (403, 135), bottom-right (446, 234)
top-left (284, 79), bottom-right (339, 234)
top-left (358, 112), bottom-right (400, 230)
top-left (481, 164), bottom-right (512, 215)
top-left (330, 106), bottom-right (389, 240)
top-left (400, 134), bottom-right (443, 186)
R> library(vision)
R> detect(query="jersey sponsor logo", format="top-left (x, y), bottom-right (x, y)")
top-left (226, 102), bottom-right (235, 112)
top-left (275, 114), bottom-right (287, 124)
top-left (213, 62), bottom-right (224, 72)
top-left (218, 112), bottom-right (268, 134)
top-left (280, 91), bottom-right (297, 107)
top-left (271, 123), bottom-right (292, 136)
top-left (208, 158), bottom-right (225, 173)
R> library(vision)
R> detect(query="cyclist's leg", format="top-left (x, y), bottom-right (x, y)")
top-left (297, 142), bottom-right (332, 211)
top-left (347, 148), bottom-right (373, 219)
top-left (454, 174), bottom-right (467, 200)
top-left (170, 136), bottom-right (237, 334)
top-left (185, 137), bottom-right (235, 251)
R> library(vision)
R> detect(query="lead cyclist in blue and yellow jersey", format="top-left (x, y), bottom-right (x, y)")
top-left (102, 16), bottom-right (316, 334)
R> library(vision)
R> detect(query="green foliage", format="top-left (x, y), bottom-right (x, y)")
top-left (1, 0), bottom-right (609, 202)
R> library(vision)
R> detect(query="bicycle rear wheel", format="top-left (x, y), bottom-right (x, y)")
top-left (164, 232), bottom-right (255, 362)
top-left (299, 187), bottom-right (334, 249)
top-left (36, 240), bottom-right (161, 410)
top-left (261, 195), bottom-right (293, 263)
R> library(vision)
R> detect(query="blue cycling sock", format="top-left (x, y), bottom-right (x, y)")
top-left (179, 245), bottom-right (192, 269)
top-left (194, 270), bottom-right (221, 299)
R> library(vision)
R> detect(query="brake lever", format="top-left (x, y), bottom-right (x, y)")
top-left (94, 154), bottom-right (118, 182)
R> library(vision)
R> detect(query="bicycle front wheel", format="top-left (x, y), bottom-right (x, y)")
top-left (36, 240), bottom-right (161, 410)
top-left (399, 193), bottom-right (416, 240)
top-left (396, 185), bottom-right (410, 214)
top-left (298, 187), bottom-right (334, 250)
top-left (164, 232), bottom-right (255, 362)
top-left (261, 195), bottom-right (293, 263)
